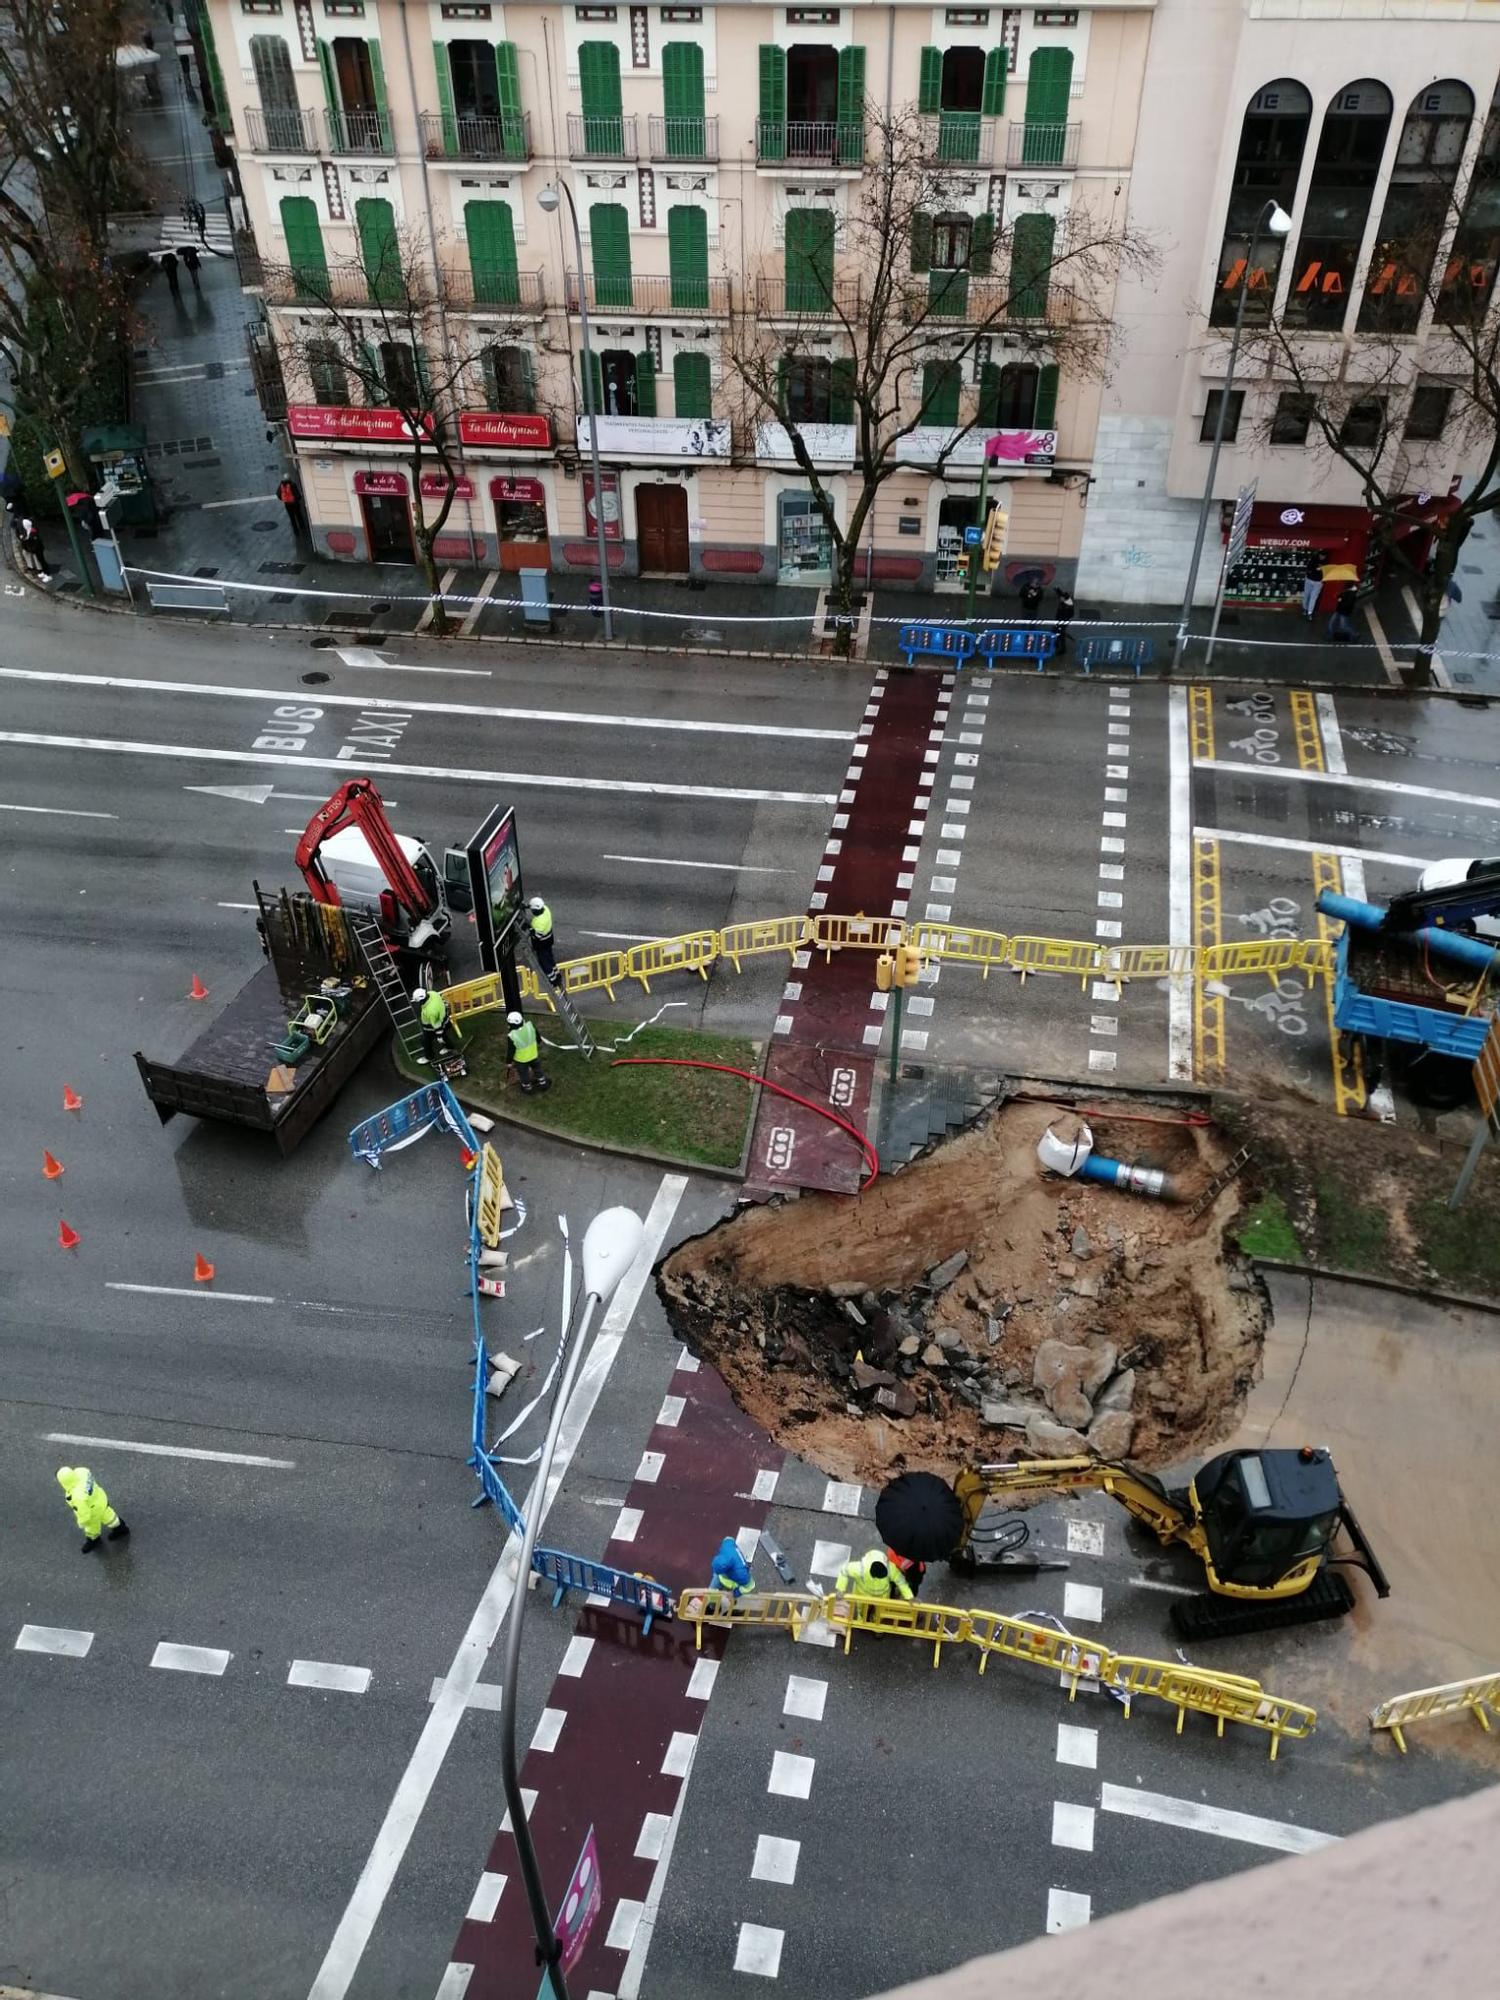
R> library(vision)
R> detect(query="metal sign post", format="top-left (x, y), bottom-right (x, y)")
top-left (1449, 1016), bottom-right (1500, 1209)
top-left (465, 804), bottom-right (524, 1012)
top-left (1204, 481), bottom-right (1255, 668)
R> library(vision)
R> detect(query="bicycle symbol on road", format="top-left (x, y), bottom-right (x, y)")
top-left (1233, 896), bottom-right (1301, 939)
top-left (1227, 726), bottom-right (1282, 765)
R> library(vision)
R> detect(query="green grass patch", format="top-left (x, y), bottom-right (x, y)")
top-left (1235, 1190), bottom-right (1302, 1262)
top-left (1313, 1173), bottom-right (1389, 1274)
top-left (1410, 1198), bottom-right (1500, 1294)
top-left (442, 1013), bottom-right (759, 1172)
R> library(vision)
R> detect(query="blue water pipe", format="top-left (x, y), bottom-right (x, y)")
top-left (1315, 891), bottom-right (1499, 974)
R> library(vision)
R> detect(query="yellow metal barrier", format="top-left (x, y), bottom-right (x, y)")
top-left (626, 930), bottom-right (720, 993)
top-left (476, 1142), bottom-right (506, 1251)
top-left (1104, 1656), bottom-right (1314, 1761)
top-left (965, 1609), bottom-right (1109, 1696)
top-left (907, 924), bottom-right (1012, 978)
top-left (1010, 936), bottom-right (1106, 986)
top-left (1200, 937), bottom-right (1308, 988)
top-left (443, 971), bottom-right (506, 1021)
top-left (824, 1594), bottom-right (971, 1667)
top-left (721, 915), bottom-right (813, 971)
top-left (809, 914), bottom-right (901, 959)
top-left (1104, 945), bottom-right (1189, 982)
top-left (1370, 1671), bottom-right (1500, 1753)
top-left (676, 1587), bottom-right (821, 1645)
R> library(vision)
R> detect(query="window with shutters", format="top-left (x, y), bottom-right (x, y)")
top-left (307, 338), bottom-right (349, 406)
top-left (673, 350), bottom-right (711, 419)
top-left (355, 197), bottom-right (402, 306)
top-left (494, 44), bottom-right (526, 159)
top-left (449, 40), bottom-right (500, 121)
top-left (589, 201), bottom-right (633, 308)
top-left (250, 36), bottom-right (304, 148)
top-left (1021, 46), bottom-right (1072, 165)
top-left (980, 360), bottom-right (1036, 427)
top-left (661, 43), bottom-right (705, 158)
top-left (758, 45), bottom-right (786, 160)
top-left (667, 205), bottom-right (709, 310)
top-left (784, 207), bottom-right (835, 312)
top-left (280, 194), bottom-right (329, 300)
top-left (481, 344), bottom-right (535, 412)
top-left (919, 359), bottom-right (962, 427)
top-left (1009, 210), bottom-right (1055, 319)
top-left (782, 353), bottom-right (831, 423)
top-left (579, 42), bottom-right (624, 155)
top-left (328, 36), bottom-right (390, 151)
top-left (465, 199), bottom-right (520, 306)
top-left (929, 213), bottom-right (972, 317)
top-left (379, 341), bottom-right (421, 407)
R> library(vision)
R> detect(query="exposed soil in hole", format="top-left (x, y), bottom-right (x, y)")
top-left (659, 1093), bottom-right (1268, 1488)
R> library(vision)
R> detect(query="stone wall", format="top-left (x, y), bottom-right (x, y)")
top-left (1074, 416), bottom-right (1218, 609)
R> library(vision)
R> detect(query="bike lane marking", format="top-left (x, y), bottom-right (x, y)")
top-left (1293, 689), bottom-right (1367, 1116)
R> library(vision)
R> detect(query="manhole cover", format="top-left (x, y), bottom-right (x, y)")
top-left (251, 520), bottom-right (278, 534)
top-left (302, 670), bottom-right (331, 684)
top-left (194, 565), bottom-right (220, 579)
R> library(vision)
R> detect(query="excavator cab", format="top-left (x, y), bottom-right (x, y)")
top-left (1192, 1448), bottom-right (1340, 1593)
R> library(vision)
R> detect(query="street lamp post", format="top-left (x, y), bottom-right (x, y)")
top-left (538, 181), bottom-right (615, 641)
top-left (1171, 200), bottom-right (1292, 672)
top-left (498, 1205), bottom-right (645, 2000)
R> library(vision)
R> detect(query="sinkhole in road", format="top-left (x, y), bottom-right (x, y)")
top-left (657, 1094), bottom-right (1267, 1489)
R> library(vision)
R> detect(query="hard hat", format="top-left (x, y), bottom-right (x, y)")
top-left (529, 896), bottom-right (545, 912)
top-left (507, 1010), bottom-right (523, 1026)
top-left (56, 1466), bottom-right (76, 1488)
top-left (411, 987), bottom-right (428, 1003)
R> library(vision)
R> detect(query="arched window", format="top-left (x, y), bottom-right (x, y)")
top-left (1360, 82), bottom-right (1474, 333)
top-left (1285, 80), bottom-right (1394, 330)
top-left (1210, 81), bottom-right (1312, 328)
top-left (1437, 79), bottom-right (1500, 325)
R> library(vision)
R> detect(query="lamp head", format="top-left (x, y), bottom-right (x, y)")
top-left (1265, 202), bottom-right (1293, 237)
top-left (581, 1206), bottom-right (645, 1305)
top-left (537, 184), bottom-right (560, 214)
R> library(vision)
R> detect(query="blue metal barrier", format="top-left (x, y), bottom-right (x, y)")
top-left (898, 623), bottom-right (976, 666)
top-left (975, 627), bottom-right (1057, 667)
top-left (533, 1547), bottom-right (676, 1635)
top-left (348, 1080), bottom-right (478, 1167)
top-left (1076, 633), bottom-right (1155, 677)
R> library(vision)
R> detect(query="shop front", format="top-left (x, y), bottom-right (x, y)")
top-left (355, 470), bottom-right (415, 564)
top-left (1221, 500), bottom-right (1377, 609)
top-left (490, 476), bottom-right (549, 571)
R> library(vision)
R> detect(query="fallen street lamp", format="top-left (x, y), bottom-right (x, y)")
top-left (538, 180), bottom-right (615, 642)
top-left (1171, 200), bottom-right (1293, 672)
top-left (498, 1204), bottom-right (645, 2000)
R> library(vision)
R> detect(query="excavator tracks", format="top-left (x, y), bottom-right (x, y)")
top-left (1170, 1568), bottom-right (1354, 1644)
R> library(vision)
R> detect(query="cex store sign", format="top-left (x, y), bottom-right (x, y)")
top-left (287, 405), bottom-right (435, 443)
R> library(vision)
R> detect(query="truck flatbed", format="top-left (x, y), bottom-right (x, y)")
top-left (1333, 931), bottom-right (1495, 1059)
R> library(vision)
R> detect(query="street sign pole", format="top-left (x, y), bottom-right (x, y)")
top-left (964, 451), bottom-right (991, 622)
top-left (1205, 481), bottom-right (1255, 668)
top-left (1450, 1015), bottom-right (1500, 1208)
top-left (889, 984), bottom-right (903, 1086)
top-left (45, 448), bottom-right (96, 598)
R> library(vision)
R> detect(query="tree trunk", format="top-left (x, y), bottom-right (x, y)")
top-left (1408, 524), bottom-right (1463, 691)
top-left (415, 530), bottom-right (450, 635)
top-left (831, 539), bottom-right (858, 658)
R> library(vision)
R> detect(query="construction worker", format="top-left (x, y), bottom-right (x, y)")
top-left (833, 1547), bottom-right (914, 1602)
top-left (711, 1535), bottom-right (754, 1598)
top-left (886, 1547), bottom-right (926, 1598)
top-left (526, 896), bottom-right (559, 983)
top-left (56, 1466), bottom-right (129, 1553)
top-left (413, 986), bottom-right (462, 1069)
top-left (506, 1010), bottom-right (550, 1093)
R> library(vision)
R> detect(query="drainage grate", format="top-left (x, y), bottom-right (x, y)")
top-left (204, 362), bottom-right (226, 381)
top-left (251, 521), bottom-right (278, 534)
top-left (302, 670), bottom-right (331, 684)
top-left (182, 457), bottom-right (221, 469)
top-left (269, 593), bottom-right (296, 604)
top-left (321, 609), bottom-right (380, 628)
top-left (148, 435), bottom-right (214, 457)
top-left (258, 561), bottom-right (305, 575)
top-left (194, 565), bottom-right (220, 579)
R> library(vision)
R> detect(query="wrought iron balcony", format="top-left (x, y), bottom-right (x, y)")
top-left (233, 227), bottom-right (265, 292)
top-left (260, 263), bottom-right (394, 308)
top-left (419, 109), bottom-right (532, 163)
top-left (647, 114), bottom-right (718, 162)
top-left (323, 106), bottom-right (394, 157)
top-left (917, 113), bottom-right (996, 166)
top-left (565, 270), bottom-right (730, 316)
top-left (1007, 121), bottom-right (1081, 168)
top-left (754, 273), bottom-right (862, 320)
top-left (567, 112), bottom-right (639, 161)
top-left (440, 267), bottom-right (548, 315)
top-left (755, 118), bottom-right (865, 167)
top-left (242, 105), bottom-right (320, 155)
top-left (900, 275), bottom-right (1078, 326)
top-left (245, 323), bottom-right (288, 422)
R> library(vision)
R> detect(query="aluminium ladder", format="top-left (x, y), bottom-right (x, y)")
top-left (520, 929), bottom-right (595, 1057)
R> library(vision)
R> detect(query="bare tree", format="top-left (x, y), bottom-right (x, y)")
top-left (1238, 139), bottom-right (1500, 687)
top-left (273, 225), bottom-right (518, 632)
top-left (723, 100), bottom-right (1155, 639)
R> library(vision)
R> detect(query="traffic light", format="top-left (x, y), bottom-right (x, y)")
top-left (876, 952), bottom-right (895, 992)
top-left (894, 944), bottom-right (923, 987)
top-left (981, 505), bottom-right (1008, 572)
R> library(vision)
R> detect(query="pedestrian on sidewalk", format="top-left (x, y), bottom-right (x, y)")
top-left (56, 1466), bottom-right (130, 1553)
top-left (159, 249), bottom-right (181, 301)
top-left (15, 517), bottom-right (52, 584)
top-left (187, 198), bottom-right (207, 240)
top-left (1327, 584), bottom-right (1358, 645)
top-left (1053, 584), bottom-right (1075, 655)
top-left (181, 243), bottom-right (201, 291)
top-left (506, 1010), bottom-right (550, 1093)
top-left (1300, 550), bottom-right (1325, 619)
top-left (526, 895), bottom-right (559, 983)
top-left (277, 474), bottom-right (308, 540)
top-left (710, 1535), bottom-right (755, 1598)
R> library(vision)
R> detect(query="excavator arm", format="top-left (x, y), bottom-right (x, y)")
top-left (294, 778), bottom-right (433, 922)
top-left (953, 1458), bottom-right (1199, 1558)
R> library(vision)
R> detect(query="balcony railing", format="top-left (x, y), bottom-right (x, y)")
top-left (323, 106), bottom-right (393, 156)
top-left (565, 270), bottom-right (730, 316)
top-left (755, 118), bottom-right (865, 167)
top-left (567, 112), bottom-right (639, 161)
top-left (242, 105), bottom-right (320, 155)
top-left (755, 273), bottom-right (862, 320)
top-left (233, 227), bottom-right (265, 291)
top-left (899, 275), bottom-right (1078, 326)
top-left (440, 267), bottom-right (548, 314)
top-left (260, 263), bottom-right (395, 308)
top-left (647, 113), bottom-right (718, 162)
top-left (419, 109), bottom-right (532, 163)
top-left (245, 323), bottom-right (288, 423)
top-left (1007, 121), bottom-right (1081, 168)
top-left (917, 113), bottom-right (996, 166)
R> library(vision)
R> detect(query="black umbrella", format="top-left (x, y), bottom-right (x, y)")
top-left (875, 1472), bottom-right (965, 1562)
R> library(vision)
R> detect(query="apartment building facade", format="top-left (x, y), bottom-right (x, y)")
top-left (1076, 0), bottom-right (1500, 608)
top-left (206, 0), bottom-right (1154, 587)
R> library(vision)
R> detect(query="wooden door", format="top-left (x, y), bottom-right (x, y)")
top-left (636, 485), bottom-right (689, 575)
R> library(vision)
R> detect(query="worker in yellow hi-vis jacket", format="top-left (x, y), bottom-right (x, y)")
top-left (833, 1548), bottom-right (913, 1602)
top-left (56, 1466), bottom-right (129, 1553)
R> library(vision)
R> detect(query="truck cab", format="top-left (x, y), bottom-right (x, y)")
top-left (318, 828), bottom-right (469, 951)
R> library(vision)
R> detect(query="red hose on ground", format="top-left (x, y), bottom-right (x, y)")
top-left (610, 1057), bottom-right (880, 1190)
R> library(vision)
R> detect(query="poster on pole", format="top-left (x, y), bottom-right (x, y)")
top-left (465, 805), bottom-right (524, 975)
top-left (554, 1825), bottom-right (602, 1975)
top-left (1226, 481), bottom-right (1257, 573)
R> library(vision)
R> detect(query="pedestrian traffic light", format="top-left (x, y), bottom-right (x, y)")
top-left (981, 506), bottom-right (1008, 572)
top-left (876, 952), bottom-right (895, 992)
top-left (895, 945), bottom-right (922, 987)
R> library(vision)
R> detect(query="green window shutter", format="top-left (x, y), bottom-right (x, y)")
top-left (580, 42), bottom-right (623, 153)
top-left (667, 205), bottom-right (709, 310)
top-left (982, 47), bottom-right (1007, 117)
top-left (414, 344), bottom-right (431, 402)
top-left (662, 43), bottom-right (705, 157)
top-left (1023, 47), bottom-right (1072, 161)
top-left (785, 208), bottom-right (834, 312)
top-left (635, 350), bottom-right (657, 417)
top-left (673, 351), bottom-right (711, 419)
top-left (978, 361), bottom-right (1001, 427)
top-left (759, 46), bottom-right (786, 159)
top-left (836, 46), bottom-right (866, 163)
top-left (918, 47), bottom-right (942, 116)
top-left (970, 212), bottom-right (995, 276)
top-left (775, 353), bottom-right (790, 417)
top-left (355, 196), bottom-right (401, 306)
top-left (830, 355), bottom-right (855, 425)
top-left (910, 211), bottom-right (932, 274)
top-left (196, 5), bottom-right (229, 126)
top-left (920, 360), bottom-right (961, 427)
top-left (1034, 362), bottom-right (1059, 430)
top-left (929, 268), bottom-right (968, 317)
top-left (433, 43), bottom-right (457, 154)
top-left (590, 202), bottom-right (632, 308)
top-left (367, 39), bottom-right (391, 148)
top-left (1011, 211), bottom-right (1056, 319)
top-left (466, 199), bottom-right (519, 306)
top-left (517, 347), bottom-right (536, 411)
top-left (280, 194), bottom-right (328, 301)
top-left (316, 40), bottom-right (338, 118)
top-left (579, 348), bottom-right (603, 415)
top-left (495, 42), bottom-right (525, 159)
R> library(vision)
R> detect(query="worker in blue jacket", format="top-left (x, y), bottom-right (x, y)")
top-left (711, 1535), bottom-right (754, 1597)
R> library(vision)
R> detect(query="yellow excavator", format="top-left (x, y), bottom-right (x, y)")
top-left (951, 1446), bottom-right (1389, 1642)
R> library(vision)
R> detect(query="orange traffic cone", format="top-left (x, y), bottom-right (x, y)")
top-left (58, 1220), bottom-right (80, 1251)
top-left (62, 1085), bottom-right (83, 1112)
top-left (188, 974), bottom-right (210, 1001)
top-left (193, 1253), bottom-right (215, 1284)
top-left (42, 1149), bottom-right (64, 1180)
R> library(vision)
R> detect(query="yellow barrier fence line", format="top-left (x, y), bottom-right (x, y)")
top-left (675, 1588), bottom-right (822, 1646)
top-left (965, 1609), bottom-right (1109, 1696)
top-left (1104, 1656), bottom-right (1311, 1761)
top-left (810, 914), bottom-right (903, 961)
top-left (1370, 1671), bottom-right (1500, 1753)
top-left (908, 923), bottom-right (1012, 979)
top-left (824, 1595), bottom-right (971, 1667)
top-left (721, 915), bottom-right (814, 971)
top-left (625, 930), bottom-right (721, 994)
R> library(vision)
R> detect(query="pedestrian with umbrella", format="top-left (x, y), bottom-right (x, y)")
top-left (874, 1470), bottom-right (965, 1597)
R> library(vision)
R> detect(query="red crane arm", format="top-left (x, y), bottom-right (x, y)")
top-left (293, 777), bottom-right (433, 920)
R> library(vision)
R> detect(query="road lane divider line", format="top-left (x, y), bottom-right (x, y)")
top-left (1312, 694), bottom-right (1396, 1121)
top-left (15, 1626), bottom-right (94, 1658)
top-left (44, 1432), bottom-right (295, 1469)
top-left (1294, 689), bottom-right (1366, 1118)
top-left (106, 1281), bottom-right (277, 1304)
top-left (0, 734), bottom-right (836, 807)
top-left (1195, 759), bottom-right (1500, 814)
top-left (0, 801), bottom-right (119, 819)
top-left (288, 1660), bottom-right (372, 1694)
top-left (602, 853), bottom-right (796, 874)
top-left (1099, 1782), bottom-right (1336, 1855)
top-left (1167, 687), bottom-right (1195, 1081)
top-left (1189, 688), bottom-right (1225, 1083)
top-left (1192, 827), bottom-right (1429, 871)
